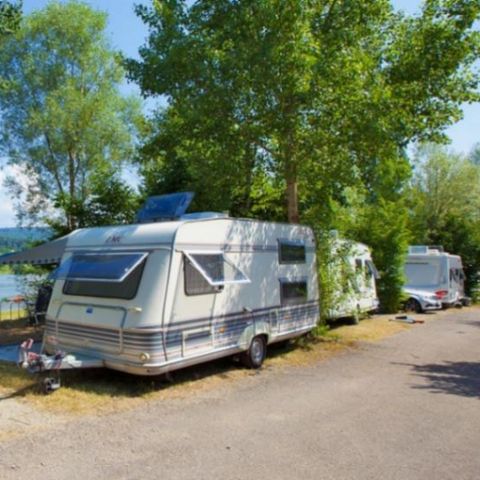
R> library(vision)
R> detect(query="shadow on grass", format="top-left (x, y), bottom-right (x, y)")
top-left (0, 333), bottom-right (336, 400)
top-left (394, 361), bottom-right (480, 399)
top-left (58, 336), bottom-right (333, 397)
top-left (0, 316), bottom-right (44, 346)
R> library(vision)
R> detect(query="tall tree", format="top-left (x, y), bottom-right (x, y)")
top-left (0, 1), bottom-right (142, 231)
top-left (127, 1), bottom-right (479, 312)
top-left (408, 144), bottom-right (480, 293)
top-left (127, 0), bottom-right (479, 224)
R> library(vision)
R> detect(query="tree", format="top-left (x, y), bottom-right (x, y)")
top-left (127, 0), bottom-right (479, 224)
top-left (0, 0), bottom-right (20, 36)
top-left (0, 1), bottom-right (142, 232)
top-left (50, 165), bottom-right (141, 237)
top-left (408, 144), bottom-right (480, 294)
top-left (127, 1), bottom-right (480, 312)
top-left (0, 0), bottom-right (21, 90)
top-left (470, 143), bottom-right (480, 166)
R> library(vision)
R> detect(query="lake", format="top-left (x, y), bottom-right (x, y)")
top-left (0, 274), bottom-right (23, 301)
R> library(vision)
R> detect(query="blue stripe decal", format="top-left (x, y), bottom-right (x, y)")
top-left (46, 302), bottom-right (319, 360)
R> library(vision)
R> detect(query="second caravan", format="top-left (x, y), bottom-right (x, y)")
top-left (327, 238), bottom-right (380, 323)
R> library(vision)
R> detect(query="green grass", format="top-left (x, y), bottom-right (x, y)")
top-left (0, 309), bottom-right (28, 322)
top-left (0, 313), bottom-right (416, 414)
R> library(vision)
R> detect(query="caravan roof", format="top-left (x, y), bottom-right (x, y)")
top-left (0, 216), bottom-right (316, 267)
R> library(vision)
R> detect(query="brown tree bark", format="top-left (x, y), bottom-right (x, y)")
top-left (286, 162), bottom-right (299, 224)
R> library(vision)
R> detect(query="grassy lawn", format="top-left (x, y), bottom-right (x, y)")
top-left (0, 313), bottom-right (413, 415)
top-left (0, 314), bottom-right (42, 346)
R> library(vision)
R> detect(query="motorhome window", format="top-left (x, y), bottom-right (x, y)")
top-left (278, 240), bottom-right (306, 264)
top-left (366, 260), bottom-right (380, 280)
top-left (63, 258), bottom-right (146, 300)
top-left (280, 281), bottom-right (308, 306)
top-left (355, 259), bottom-right (363, 275)
top-left (405, 260), bottom-right (443, 287)
top-left (184, 256), bottom-right (223, 296)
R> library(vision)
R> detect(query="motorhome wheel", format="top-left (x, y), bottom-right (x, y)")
top-left (241, 336), bottom-right (266, 369)
top-left (352, 306), bottom-right (361, 325)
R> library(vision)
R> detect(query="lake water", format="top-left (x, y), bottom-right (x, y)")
top-left (0, 274), bottom-right (23, 301)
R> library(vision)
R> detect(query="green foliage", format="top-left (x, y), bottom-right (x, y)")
top-left (359, 201), bottom-right (410, 313)
top-left (49, 166), bottom-right (141, 237)
top-left (408, 144), bottom-right (480, 294)
top-left (127, 1), bottom-right (479, 314)
top-left (469, 143), bottom-right (480, 166)
top-left (0, 0), bottom-right (20, 36)
top-left (314, 231), bottom-right (364, 322)
top-left (128, 0), bottom-right (479, 230)
top-left (328, 185), bottom-right (410, 313)
top-left (0, 1), bottom-right (142, 232)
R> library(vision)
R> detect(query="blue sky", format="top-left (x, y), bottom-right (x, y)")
top-left (0, 0), bottom-right (478, 227)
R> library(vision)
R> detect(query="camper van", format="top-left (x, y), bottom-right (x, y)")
top-left (327, 239), bottom-right (379, 323)
top-left (2, 194), bottom-right (319, 377)
top-left (404, 246), bottom-right (466, 309)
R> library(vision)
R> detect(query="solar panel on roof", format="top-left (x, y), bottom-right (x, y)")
top-left (135, 192), bottom-right (194, 223)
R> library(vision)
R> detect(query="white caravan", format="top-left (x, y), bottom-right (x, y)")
top-left (327, 239), bottom-right (379, 322)
top-left (404, 246), bottom-right (466, 308)
top-left (1, 195), bottom-right (319, 378)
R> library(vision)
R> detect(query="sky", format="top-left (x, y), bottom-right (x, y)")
top-left (0, 0), bottom-right (478, 227)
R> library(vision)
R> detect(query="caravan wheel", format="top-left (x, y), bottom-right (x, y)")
top-left (241, 335), bottom-right (266, 369)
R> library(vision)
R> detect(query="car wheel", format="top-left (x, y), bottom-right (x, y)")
top-left (405, 298), bottom-right (422, 314)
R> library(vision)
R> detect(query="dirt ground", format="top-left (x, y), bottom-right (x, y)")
top-left (1, 306), bottom-right (478, 479)
top-left (0, 307), bottom-right (448, 437)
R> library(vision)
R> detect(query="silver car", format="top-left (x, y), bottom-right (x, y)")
top-left (403, 288), bottom-right (442, 313)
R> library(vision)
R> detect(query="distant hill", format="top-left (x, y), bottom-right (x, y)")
top-left (0, 227), bottom-right (51, 252)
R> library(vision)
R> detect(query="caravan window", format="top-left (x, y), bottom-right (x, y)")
top-left (366, 260), bottom-right (380, 280)
top-left (278, 240), bottom-right (306, 264)
top-left (61, 252), bottom-right (148, 299)
top-left (280, 280), bottom-right (308, 306)
top-left (60, 252), bottom-right (147, 282)
top-left (184, 251), bottom-right (250, 296)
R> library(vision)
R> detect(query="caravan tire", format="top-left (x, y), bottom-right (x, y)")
top-left (241, 335), bottom-right (267, 369)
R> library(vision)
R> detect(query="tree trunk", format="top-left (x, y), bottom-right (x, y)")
top-left (286, 164), bottom-right (299, 224)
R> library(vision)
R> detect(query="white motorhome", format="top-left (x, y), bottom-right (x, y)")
top-left (404, 246), bottom-right (466, 308)
top-left (1, 195), bottom-right (319, 377)
top-left (327, 238), bottom-right (379, 323)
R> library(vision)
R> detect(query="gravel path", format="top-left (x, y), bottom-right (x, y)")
top-left (1, 308), bottom-right (479, 479)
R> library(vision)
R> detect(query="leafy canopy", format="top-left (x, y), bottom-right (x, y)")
top-left (127, 0), bottom-right (479, 224)
top-left (0, 0), bottom-right (142, 232)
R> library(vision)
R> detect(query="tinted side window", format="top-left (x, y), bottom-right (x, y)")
top-left (63, 260), bottom-right (146, 300)
top-left (278, 241), bottom-right (306, 264)
top-left (280, 281), bottom-right (308, 306)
